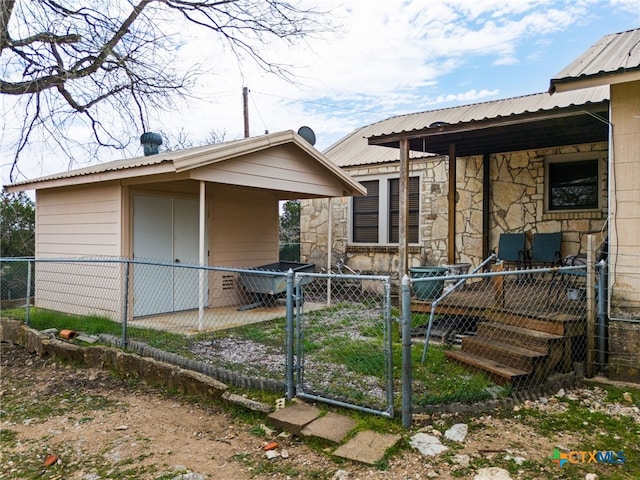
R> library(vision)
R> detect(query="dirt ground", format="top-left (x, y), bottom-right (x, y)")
top-left (1, 341), bottom-right (638, 480)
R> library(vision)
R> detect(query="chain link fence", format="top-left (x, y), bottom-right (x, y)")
top-left (0, 253), bottom-right (618, 423)
top-left (402, 259), bottom-right (606, 422)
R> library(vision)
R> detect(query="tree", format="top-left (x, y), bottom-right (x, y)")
top-left (1, 191), bottom-right (35, 257)
top-left (279, 199), bottom-right (300, 261)
top-left (1, 0), bottom-right (332, 181)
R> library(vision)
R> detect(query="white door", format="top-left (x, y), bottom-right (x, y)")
top-left (133, 195), bottom-right (205, 316)
top-left (173, 197), bottom-right (201, 311)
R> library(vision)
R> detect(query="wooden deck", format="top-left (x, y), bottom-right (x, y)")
top-left (412, 277), bottom-right (587, 388)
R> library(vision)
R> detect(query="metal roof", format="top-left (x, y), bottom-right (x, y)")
top-left (550, 28), bottom-right (640, 92)
top-left (325, 87), bottom-right (609, 163)
top-left (6, 130), bottom-right (367, 196)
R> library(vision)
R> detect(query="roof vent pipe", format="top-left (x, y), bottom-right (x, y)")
top-left (140, 132), bottom-right (163, 156)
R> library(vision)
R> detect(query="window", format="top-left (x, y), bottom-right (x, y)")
top-left (352, 176), bottom-right (420, 244)
top-left (352, 180), bottom-right (379, 242)
top-left (547, 156), bottom-right (600, 211)
top-left (388, 177), bottom-right (419, 243)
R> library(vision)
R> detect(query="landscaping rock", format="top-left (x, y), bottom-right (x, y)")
top-left (444, 423), bottom-right (468, 442)
top-left (409, 433), bottom-right (448, 456)
top-left (473, 467), bottom-right (513, 479)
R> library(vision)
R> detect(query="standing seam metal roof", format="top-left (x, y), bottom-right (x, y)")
top-left (550, 28), bottom-right (640, 90)
top-left (324, 86), bottom-right (609, 168)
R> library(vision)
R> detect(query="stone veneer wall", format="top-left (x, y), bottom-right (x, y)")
top-left (300, 142), bottom-right (608, 277)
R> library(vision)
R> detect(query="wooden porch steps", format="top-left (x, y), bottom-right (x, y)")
top-left (445, 349), bottom-right (532, 387)
top-left (461, 336), bottom-right (547, 372)
top-left (445, 320), bottom-right (566, 388)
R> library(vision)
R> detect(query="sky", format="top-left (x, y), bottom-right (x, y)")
top-left (2, 0), bottom-right (640, 187)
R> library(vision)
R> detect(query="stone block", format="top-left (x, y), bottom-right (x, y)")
top-left (0, 318), bottom-right (21, 344)
top-left (176, 368), bottom-right (228, 400)
top-left (301, 412), bottom-right (356, 444)
top-left (608, 320), bottom-right (640, 383)
top-left (42, 338), bottom-right (84, 364)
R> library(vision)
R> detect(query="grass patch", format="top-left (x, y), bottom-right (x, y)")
top-left (3, 303), bottom-right (504, 408)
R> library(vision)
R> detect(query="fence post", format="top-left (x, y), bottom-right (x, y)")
top-left (122, 260), bottom-right (130, 348)
top-left (25, 259), bottom-right (32, 326)
top-left (597, 261), bottom-right (608, 370)
top-left (401, 274), bottom-right (413, 428)
top-left (285, 268), bottom-right (295, 400)
top-left (586, 235), bottom-right (596, 377)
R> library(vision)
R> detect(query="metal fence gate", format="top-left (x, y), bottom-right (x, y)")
top-left (291, 272), bottom-right (395, 418)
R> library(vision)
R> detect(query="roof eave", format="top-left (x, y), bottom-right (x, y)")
top-left (4, 162), bottom-right (176, 192)
top-left (550, 70), bottom-right (640, 93)
top-left (367, 103), bottom-right (607, 147)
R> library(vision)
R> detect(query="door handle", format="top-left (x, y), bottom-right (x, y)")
top-left (175, 259), bottom-right (180, 263)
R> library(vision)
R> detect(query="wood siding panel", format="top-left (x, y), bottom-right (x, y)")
top-left (36, 184), bottom-right (122, 258)
top-left (208, 186), bottom-right (279, 307)
top-left (610, 81), bottom-right (640, 311)
top-left (34, 184), bottom-right (123, 318)
top-left (192, 145), bottom-right (346, 197)
top-left (34, 261), bottom-right (122, 319)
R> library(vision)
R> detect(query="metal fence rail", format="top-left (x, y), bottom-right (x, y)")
top-left (0, 255), bottom-right (611, 426)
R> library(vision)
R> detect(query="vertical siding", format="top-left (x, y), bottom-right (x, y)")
top-left (610, 81), bottom-right (640, 313)
top-left (208, 185), bottom-right (279, 307)
top-left (34, 183), bottom-right (124, 319)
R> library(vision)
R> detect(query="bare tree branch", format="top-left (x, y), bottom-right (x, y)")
top-left (1, 0), bottom-right (333, 181)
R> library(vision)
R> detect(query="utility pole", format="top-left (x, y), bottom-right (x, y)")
top-left (243, 86), bottom-right (250, 138)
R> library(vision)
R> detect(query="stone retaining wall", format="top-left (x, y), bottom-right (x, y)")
top-left (0, 318), bottom-right (274, 413)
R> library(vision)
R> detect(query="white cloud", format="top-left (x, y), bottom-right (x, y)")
top-left (2, 0), bottom-right (637, 183)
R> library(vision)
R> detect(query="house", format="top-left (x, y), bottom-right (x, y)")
top-left (301, 87), bottom-right (610, 278)
top-left (4, 130), bottom-right (365, 320)
top-left (549, 27), bottom-right (640, 381)
top-left (300, 27), bottom-right (640, 383)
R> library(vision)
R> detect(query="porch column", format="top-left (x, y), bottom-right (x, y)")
top-left (198, 181), bottom-right (206, 330)
top-left (483, 152), bottom-right (491, 261)
top-left (448, 144), bottom-right (457, 264)
top-left (399, 138), bottom-right (410, 279)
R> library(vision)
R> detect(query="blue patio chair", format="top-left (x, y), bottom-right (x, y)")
top-left (528, 232), bottom-right (562, 267)
top-left (494, 232), bottom-right (526, 269)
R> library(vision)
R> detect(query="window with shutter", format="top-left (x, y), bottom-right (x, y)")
top-left (352, 180), bottom-right (379, 243)
top-left (351, 176), bottom-right (420, 244)
top-left (388, 177), bottom-right (419, 243)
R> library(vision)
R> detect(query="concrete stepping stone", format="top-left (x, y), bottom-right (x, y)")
top-left (266, 403), bottom-right (321, 435)
top-left (301, 412), bottom-right (356, 443)
top-left (333, 430), bottom-right (401, 465)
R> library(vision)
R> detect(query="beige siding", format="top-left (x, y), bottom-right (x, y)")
top-left (208, 185), bottom-right (279, 307)
top-left (36, 183), bottom-right (122, 257)
top-left (34, 183), bottom-right (124, 318)
top-left (610, 81), bottom-right (640, 313)
top-left (191, 144), bottom-right (346, 197)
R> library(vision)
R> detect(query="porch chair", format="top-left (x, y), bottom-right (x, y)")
top-left (527, 232), bottom-right (562, 268)
top-left (548, 236), bottom-right (608, 300)
top-left (548, 254), bottom-right (587, 301)
top-left (494, 232), bottom-right (526, 269)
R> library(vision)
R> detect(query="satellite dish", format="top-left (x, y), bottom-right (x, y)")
top-left (297, 126), bottom-right (316, 146)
